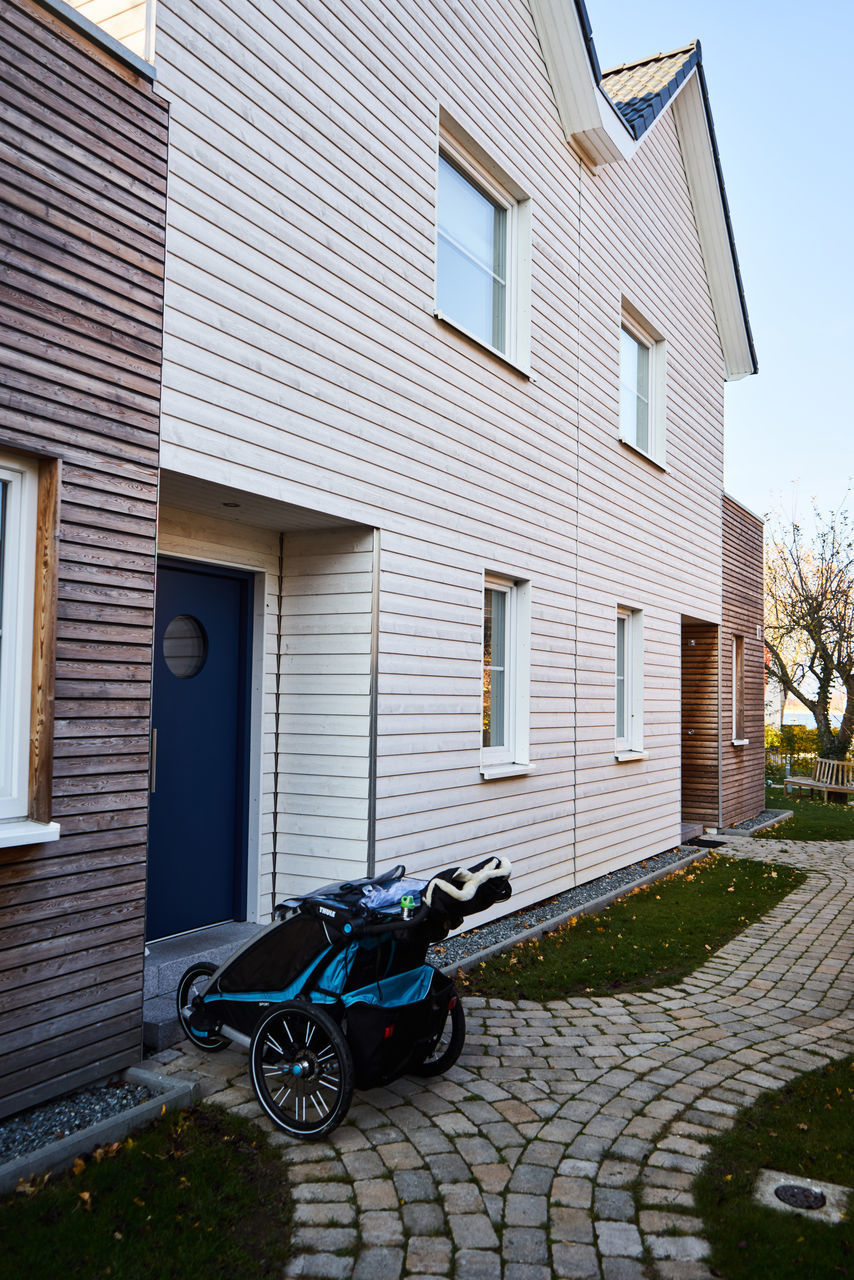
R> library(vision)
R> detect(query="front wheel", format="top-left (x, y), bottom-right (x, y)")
top-left (250, 1002), bottom-right (354, 1140)
top-left (412, 995), bottom-right (465, 1077)
top-left (176, 962), bottom-right (231, 1052)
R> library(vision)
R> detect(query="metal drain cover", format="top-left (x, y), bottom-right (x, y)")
top-left (774, 1184), bottom-right (827, 1210)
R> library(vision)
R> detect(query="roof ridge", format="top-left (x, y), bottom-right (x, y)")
top-left (601, 40), bottom-right (699, 79)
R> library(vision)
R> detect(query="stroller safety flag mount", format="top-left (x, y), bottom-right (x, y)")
top-left (176, 856), bottom-right (512, 1139)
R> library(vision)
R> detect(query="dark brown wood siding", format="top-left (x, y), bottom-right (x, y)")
top-left (681, 621), bottom-right (720, 828)
top-left (721, 495), bottom-right (766, 827)
top-left (0, 0), bottom-right (167, 1118)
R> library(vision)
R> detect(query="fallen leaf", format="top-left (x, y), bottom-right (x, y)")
top-left (72, 1157), bottom-right (86, 1177)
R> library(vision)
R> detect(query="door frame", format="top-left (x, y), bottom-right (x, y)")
top-left (150, 554), bottom-right (257, 931)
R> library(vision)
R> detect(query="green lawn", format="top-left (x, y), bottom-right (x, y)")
top-left (458, 853), bottom-right (806, 1002)
top-left (694, 1056), bottom-right (854, 1280)
top-left (758, 785), bottom-right (854, 841)
top-left (0, 1106), bottom-right (292, 1280)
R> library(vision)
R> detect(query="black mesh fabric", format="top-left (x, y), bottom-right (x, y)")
top-left (217, 916), bottom-right (332, 994)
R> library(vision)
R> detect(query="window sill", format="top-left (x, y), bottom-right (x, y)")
top-left (731, 738), bottom-right (749, 747)
top-left (619, 438), bottom-right (667, 472)
top-left (0, 818), bottom-right (61, 848)
top-left (434, 311), bottom-right (532, 380)
top-left (615, 751), bottom-right (648, 763)
top-left (480, 762), bottom-right (535, 781)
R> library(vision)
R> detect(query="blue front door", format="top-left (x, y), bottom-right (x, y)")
top-left (146, 558), bottom-right (252, 940)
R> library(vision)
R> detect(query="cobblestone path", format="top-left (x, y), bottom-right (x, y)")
top-left (147, 838), bottom-right (854, 1278)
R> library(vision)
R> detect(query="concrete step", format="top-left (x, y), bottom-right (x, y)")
top-left (143, 921), bottom-right (262, 1052)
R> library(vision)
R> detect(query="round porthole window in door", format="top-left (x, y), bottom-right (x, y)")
top-left (163, 614), bottom-right (208, 679)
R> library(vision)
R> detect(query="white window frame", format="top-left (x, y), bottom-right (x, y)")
top-left (0, 454), bottom-right (38, 824)
top-left (435, 118), bottom-right (531, 374)
top-left (615, 606), bottom-right (645, 759)
top-left (732, 634), bottom-right (747, 745)
top-left (481, 573), bottom-right (532, 779)
top-left (619, 301), bottom-right (666, 466)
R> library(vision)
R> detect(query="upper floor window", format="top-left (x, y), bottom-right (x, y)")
top-left (436, 122), bottom-right (531, 372)
top-left (619, 304), bottom-right (666, 464)
top-left (0, 453), bottom-right (38, 823)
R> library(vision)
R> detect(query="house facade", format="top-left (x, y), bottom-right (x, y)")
top-left (1, 0), bottom-right (765, 1105)
top-left (86, 0), bottom-right (759, 930)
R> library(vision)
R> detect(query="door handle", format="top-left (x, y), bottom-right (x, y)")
top-left (150, 727), bottom-right (157, 794)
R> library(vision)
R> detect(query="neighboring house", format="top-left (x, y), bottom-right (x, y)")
top-left (2, 0), bottom-right (766, 1101)
top-left (0, 0), bottom-right (167, 1114)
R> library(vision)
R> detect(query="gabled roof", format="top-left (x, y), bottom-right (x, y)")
top-left (601, 43), bottom-right (701, 139)
top-left (528, 0), bottom-right (757, 380)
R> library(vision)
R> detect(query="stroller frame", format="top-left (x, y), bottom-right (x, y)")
top-left (176, 856), bottom-right (511, 1139)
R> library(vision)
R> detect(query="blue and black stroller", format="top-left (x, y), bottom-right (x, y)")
top-left (176, 856), bottom-right (511, 1139)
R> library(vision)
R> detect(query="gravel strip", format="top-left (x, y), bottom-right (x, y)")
top-left (427, 843), bottom-right (701, 968)
top-left (0, 1078), bottom-right (153, 1162)
top-left (727, 808), bottom-right (789, 832)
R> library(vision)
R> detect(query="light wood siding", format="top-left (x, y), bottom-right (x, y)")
top-left (152, 0), bottom-right (733, 914)
top-left (0, 0), bottom-right (167, 1116)
top-left (277, 529), bottom-right (375, 902)
top-left (70, 0), bottom-right (147, 58)
top-left (681, 621), bottom-right (721, 827)
top-left (574, 110), bottom-right (725, 874)
top-left (721, 495), bottom-right (765, 826)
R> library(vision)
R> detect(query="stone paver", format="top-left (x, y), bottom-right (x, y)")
top-left (146, 837), bottom-right (854, 1277)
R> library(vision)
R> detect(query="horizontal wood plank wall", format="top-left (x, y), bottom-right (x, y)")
top-left (0, 0), bottom-right (167, 1117)
top-left (154, 0), bottom-right (581, 918)
top-left (153, 0), bottom-right (732, 915)
top-left (71, 1), bottom-right (147, 58)
top-left (574, 109), bottom-right (725, 876)
top-left (721, 496), bottom-right (765, 826)
top-left (277, 529), bottom-right (374, 901)
top-left (681, 622), bottom-right (721, 827)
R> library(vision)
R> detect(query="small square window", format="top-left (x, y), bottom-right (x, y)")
top-left (616, 607), bottom-right (643, 754)
top-left (481, 574), bottom-right (531, 775)
top-left (435, 123), bottom-right (531, 371)
top-left (619, 305), bottom-right (665, 464)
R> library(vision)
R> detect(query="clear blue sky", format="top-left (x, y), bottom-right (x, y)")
top-left (589, 0), bottom-right (853, 527)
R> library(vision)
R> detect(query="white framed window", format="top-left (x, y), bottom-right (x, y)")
top-left (616, 606), bottom-right (644, 757)
top-left (481, 574), bottom-right (531, 778)
top-left (436, 121), bottom-right (531, 371)
top-left (732, 634), bottom-right (747, 744)
top-left (0, 453), bottom-right (38, 823)
top-left (619, 303), bottom-right (666, 464)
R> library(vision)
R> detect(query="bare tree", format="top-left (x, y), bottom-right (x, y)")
top-left (764, 505), bottom-right (854, 760)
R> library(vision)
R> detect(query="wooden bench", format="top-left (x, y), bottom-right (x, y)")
top-left (785, 758), bottom-right (854, 802)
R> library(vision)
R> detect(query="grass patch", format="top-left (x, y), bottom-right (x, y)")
top-left (758, 786), bottom-right (854, 841)
top-left (0, 1105), bottom-right (292, 1279)
top-left (458, 854), bottom-right (806, 1001)
top-left (694, 1056), bottom-right (854, 1280)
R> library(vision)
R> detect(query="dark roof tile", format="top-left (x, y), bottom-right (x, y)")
top-left (600, 42), bottom-right (701, 138)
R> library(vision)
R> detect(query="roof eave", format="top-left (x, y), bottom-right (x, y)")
top-left (528, 0), bottom-right (636, 167)
top-left (672, 71), bottom-right (757, 380)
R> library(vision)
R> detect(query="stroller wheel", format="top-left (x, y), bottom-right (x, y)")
top-left (412, 995), bottom-right (466, 1077)
top-left (176, 962), bottom-right (232, 1053)
top-left (250, 1001), bottom-right (354, 1140)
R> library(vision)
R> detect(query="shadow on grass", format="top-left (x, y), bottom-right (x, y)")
top-left (0, 1105), bottom-right (292, 1280)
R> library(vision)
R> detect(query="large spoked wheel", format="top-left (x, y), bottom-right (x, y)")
top-left (250, 1001), bottom-right (354, 1140)
top-left (412, 995), bottom-right (466, 1077)
top-left (176, 962), bottom-right (231, 1053)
